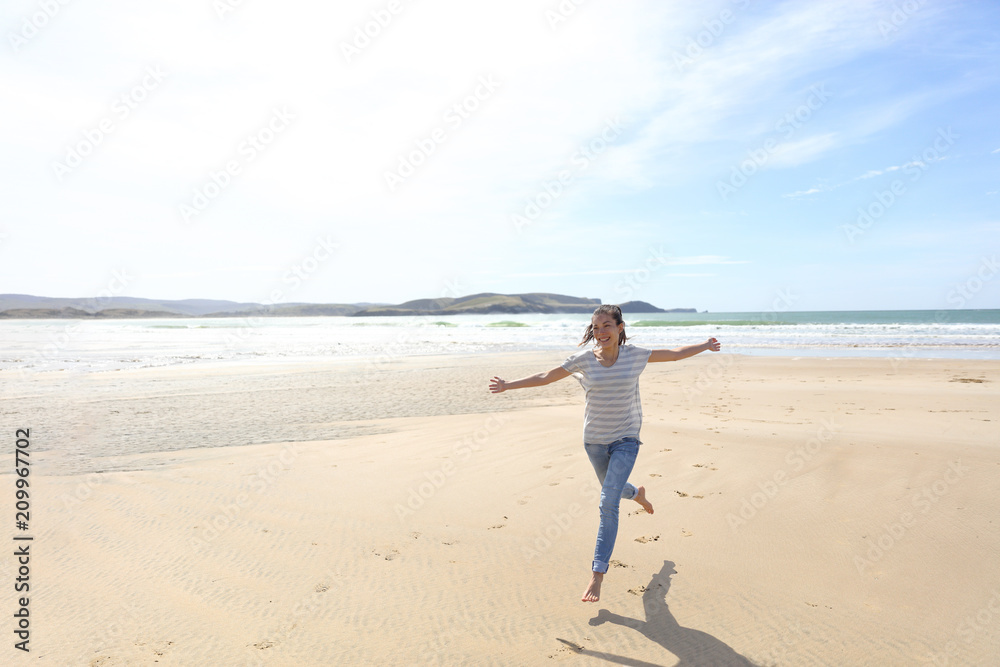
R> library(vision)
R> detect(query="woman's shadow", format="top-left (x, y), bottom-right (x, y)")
top-left (574, 560), bottom-right (758, 666)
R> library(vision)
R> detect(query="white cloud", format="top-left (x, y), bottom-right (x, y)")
top-left (767, 133), bottom-right (840, 168)
top-left (782, 156), bottom-right (945, 198)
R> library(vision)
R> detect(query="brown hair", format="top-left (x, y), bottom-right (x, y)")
top-left (579, 304), bottom-right (627, 347)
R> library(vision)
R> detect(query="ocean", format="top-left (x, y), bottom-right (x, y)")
top-left (3, 309), bottom-right (999, 374)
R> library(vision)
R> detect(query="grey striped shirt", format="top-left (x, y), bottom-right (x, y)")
top-left (561, 344), bottom-right (652, 445)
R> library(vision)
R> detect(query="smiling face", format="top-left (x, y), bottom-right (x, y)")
top-left (591, 313), bottom-right (623, 351)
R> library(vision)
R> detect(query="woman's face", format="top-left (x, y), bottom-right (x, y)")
top-left (592, 314), bottom-right (622, 349)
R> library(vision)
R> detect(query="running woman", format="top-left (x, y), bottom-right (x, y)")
top-left (489, 304), bottom-right (720, 601)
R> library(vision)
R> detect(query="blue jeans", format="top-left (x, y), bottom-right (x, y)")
top-left (584, 436), bottom-right (640, 574)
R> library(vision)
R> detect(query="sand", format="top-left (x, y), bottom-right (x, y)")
top-left (1, 351), bottom-right (998, 665)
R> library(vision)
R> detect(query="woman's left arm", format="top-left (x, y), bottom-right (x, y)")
top-left (648, 338), bottom-right (721, 363)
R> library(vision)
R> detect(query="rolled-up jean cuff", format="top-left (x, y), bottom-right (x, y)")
top-left (593, 559), bottom-right (609, 574)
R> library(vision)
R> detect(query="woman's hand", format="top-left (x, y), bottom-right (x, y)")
top-left (489, 376), bottom-right (506, 393)
top-left (705, 337), bottom-right (721, 352)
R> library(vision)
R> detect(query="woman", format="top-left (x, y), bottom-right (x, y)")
top-left (489, 304), bottom-right (720, 602)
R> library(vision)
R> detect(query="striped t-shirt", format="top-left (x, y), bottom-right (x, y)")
top-left (561, 344), bottom-right (652, 445)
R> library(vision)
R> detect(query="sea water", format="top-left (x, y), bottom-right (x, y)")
top-left (2, 310), bottom-right (998, 374)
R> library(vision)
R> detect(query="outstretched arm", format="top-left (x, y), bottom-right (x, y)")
top-left (648, 337), bottom-right (720, 363)
top-left (490, 366), bottom-right (571, 393)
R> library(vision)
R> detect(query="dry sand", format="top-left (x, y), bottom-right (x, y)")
top-left (1, 352), bottom-right (998, 665)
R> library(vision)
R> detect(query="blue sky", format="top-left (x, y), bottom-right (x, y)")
top-left (1, 0), bottom-right (997, 312)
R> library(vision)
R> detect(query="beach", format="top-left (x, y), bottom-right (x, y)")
top-left (2, 351), bottom-right (999, 665)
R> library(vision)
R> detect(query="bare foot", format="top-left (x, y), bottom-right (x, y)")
top-left (582, 572), bottom-right (603, 602)
top-left (634, 485), bottom-right (654, 514)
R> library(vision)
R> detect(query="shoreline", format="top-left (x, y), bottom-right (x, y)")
top-left (6, 345), bottom-right (1000, 380)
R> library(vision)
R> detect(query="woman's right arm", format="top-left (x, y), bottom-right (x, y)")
top-left (489, 366), bottom-right (571, 393)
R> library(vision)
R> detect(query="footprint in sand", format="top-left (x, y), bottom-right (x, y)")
top-left (315, 583), bottom-right (330, 593)
top-left (675, 490), bottom-right (689, 497)
top-left (543, 464), bottom-right (552, 469)
top-left (442, 539), bottom-right (458, 545)
top-left (628, 585), bottom-right (647, 595)
top-left (549, 638), bottom-right (585, 659)
top-left (372, 547), bottom-right (400, 560)
top-left (488, 516), bottom-right (508, 530)
top-left (649, 473), bottom-right (662, 477)
top-left (609, 559), bottom-right (630, 569)
top-left (681, 529), bottom-right (693, 537)
top-left (518, 496), bottom-right (532, 505)
top-left (634, 534), bottom-right (660, 543)
top-left (549, 481), bottom-right (560, 486)
top-left (135, 640), bottom-right (175, 658)
top-left (410, 532), bottom-right (421, 540)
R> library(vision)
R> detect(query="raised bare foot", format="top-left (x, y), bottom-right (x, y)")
top-left (582, 572), bottom-right (604, 602)
top-left (634, 485), bottom-right (654, 514)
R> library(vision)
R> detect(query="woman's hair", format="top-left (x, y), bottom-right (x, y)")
top-left (579, 304), bottom-right (628, 347)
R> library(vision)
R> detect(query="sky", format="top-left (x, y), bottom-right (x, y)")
top-left (1, 0), bottom-right (998, 313)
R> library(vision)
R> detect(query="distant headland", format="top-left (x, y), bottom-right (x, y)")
top-left (0, 293), bottom-right (697, 319)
